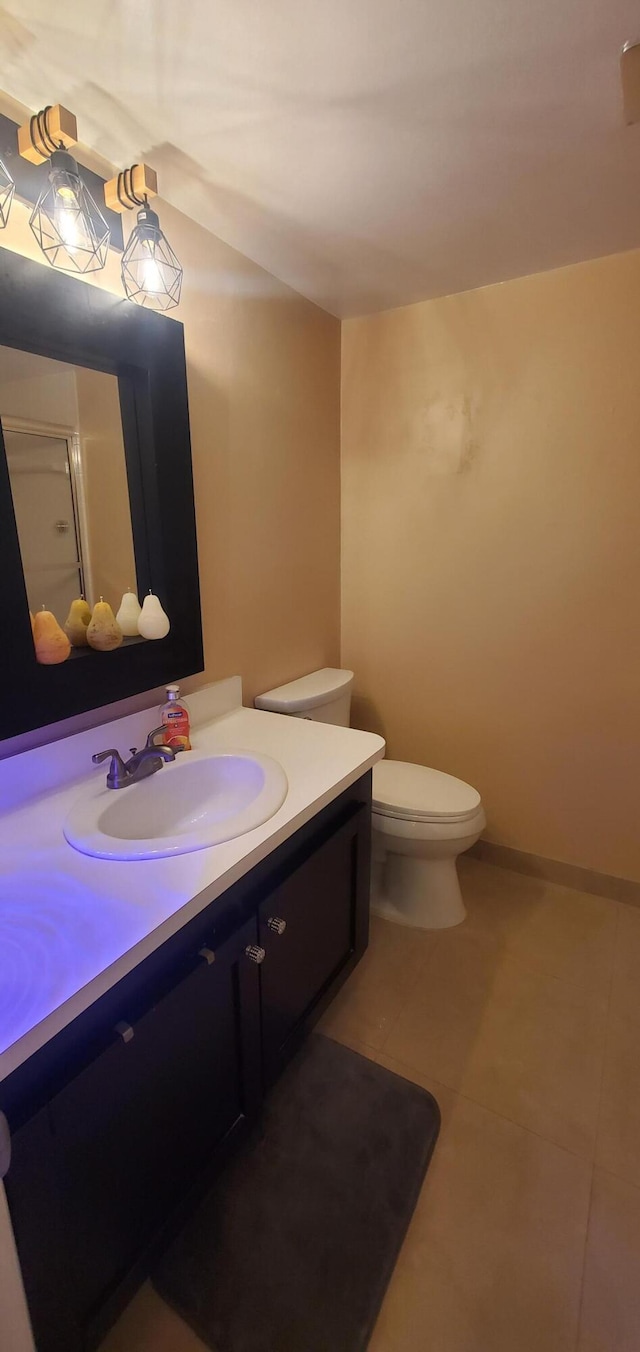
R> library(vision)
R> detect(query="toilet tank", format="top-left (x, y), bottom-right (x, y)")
top-left (254, 668), bottom-right (354, 726)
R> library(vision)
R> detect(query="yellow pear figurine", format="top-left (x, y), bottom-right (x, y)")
top-left (64, 596), bottom-right (92, 647)
top-left (33, 607), bottom-right (71, 665)
top-left (87, 598), bottom-right (123, 652)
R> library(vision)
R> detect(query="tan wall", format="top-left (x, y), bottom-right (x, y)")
top-left (341, 249), bottom-right (640, 882)
top-left (1, 179), bottom-right (340, 753)
top-left (75, 366), bottom-right (137, 608)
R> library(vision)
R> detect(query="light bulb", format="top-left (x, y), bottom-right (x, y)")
top-left (138, 240), bottom-right (165, 295)
top-left (52, 183), bottom-right (88, 253)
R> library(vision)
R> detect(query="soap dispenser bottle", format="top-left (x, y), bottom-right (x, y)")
top-left (159, 683), bottom-right (191, 752)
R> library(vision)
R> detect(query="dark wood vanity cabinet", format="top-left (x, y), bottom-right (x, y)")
top-left (5, 915), bottom-right (262, 1352)
top-left (2, 774), bottom-right (371, 1352)
top-left (258, 803), bottom-right (370, 1083)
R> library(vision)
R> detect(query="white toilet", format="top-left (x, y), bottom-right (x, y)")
top-left (371, 760), bottom-right (485, 929)
top-left (255, 668), bottom-right (485, 930)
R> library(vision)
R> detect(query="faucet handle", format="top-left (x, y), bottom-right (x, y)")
top-left (92, 748), bottom-right (128, 789)
top-left (145, 725), bottom-right (168, 750)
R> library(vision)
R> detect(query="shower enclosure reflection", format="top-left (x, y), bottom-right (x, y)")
top-left (4, 429), bottom-right (84, 617)
top-left (0, 344), bottom-right (137, 623)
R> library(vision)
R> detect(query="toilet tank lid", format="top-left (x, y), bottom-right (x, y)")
top-left (255, 668), bottom-right (354, 713)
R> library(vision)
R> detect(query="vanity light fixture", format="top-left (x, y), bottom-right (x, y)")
top-left (18, 105), bottom-right (110, 274)
top-left (0, 156), bottom-right (15, 228)
top-left (105, 163), bottom-right (183, 310)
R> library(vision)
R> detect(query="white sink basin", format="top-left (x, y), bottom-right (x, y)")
top-left (64, 750), bottom-right (288, 861)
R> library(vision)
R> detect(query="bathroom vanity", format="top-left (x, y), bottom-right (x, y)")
top-left (0, 680), bottom-right (385, 1352)
top-left (0, 225), bottom-right (386, 1352)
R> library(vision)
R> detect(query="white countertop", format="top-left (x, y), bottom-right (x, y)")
top-left (0, 678), bottom-right (385, 1083)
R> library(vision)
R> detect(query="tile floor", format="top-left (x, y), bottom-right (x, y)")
top-left (100, 857), bottom-right (640, 1352)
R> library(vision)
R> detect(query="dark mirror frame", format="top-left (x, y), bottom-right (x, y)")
top-left (0, 245), bottom-right (203, 741)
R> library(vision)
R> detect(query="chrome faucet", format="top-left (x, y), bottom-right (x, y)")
top-left (92, 726), bottom-right (176, 789)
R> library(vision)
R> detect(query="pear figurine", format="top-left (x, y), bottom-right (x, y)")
top-left (33, 607), bottom-right (71, 665)
top-left (116, 589), bottom-right (142, 637)
top-left (137, 591), bottom-right (170, 640)
top-left (64, 596), bottom-right (92, 647)
top-left (86, 598), bottom-right (123, 652)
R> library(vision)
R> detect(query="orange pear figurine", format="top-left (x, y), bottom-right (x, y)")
top-left (33, 607), bottom-right (71, 664)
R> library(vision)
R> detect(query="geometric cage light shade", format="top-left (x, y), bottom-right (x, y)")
top-left (0, 157), bottom-right (15, 228)
top-left (29, 148), bottom-right (110, 275)
top-left (121, 204), bottom-right (183, 311)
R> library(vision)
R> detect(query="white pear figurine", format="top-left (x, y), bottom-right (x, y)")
top-left (137, 591), bottom-right (170, 640)
top-left (116, 589), bottom-right (142, 637)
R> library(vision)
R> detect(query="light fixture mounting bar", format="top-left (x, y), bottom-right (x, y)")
top-left (17, 104), bottom-right (78, 164)
top-left (104, 163), bottom-right (158, 214)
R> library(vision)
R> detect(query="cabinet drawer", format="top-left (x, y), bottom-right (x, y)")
top-left (258, 803), bottom-right (370, 1081)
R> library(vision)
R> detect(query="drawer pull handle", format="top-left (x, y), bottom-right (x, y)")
top-left (114, 1021), bottom-right (134, 1044)
top-left (267, 916), bottom-right (287, 936)
top-left (245, 944), bottom-right (266, 965)
top-left (199, 946), bottom-right (216, 966)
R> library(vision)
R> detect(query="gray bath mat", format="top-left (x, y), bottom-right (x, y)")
top-left (153, 1033), bottom-right (440, 1352)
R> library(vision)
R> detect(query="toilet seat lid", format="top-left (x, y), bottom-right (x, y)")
top-left (372, 760), bottom-right (482, 823)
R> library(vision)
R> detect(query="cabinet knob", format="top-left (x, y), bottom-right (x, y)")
top-left (198, 946), bottom-right (216, 966)
top-left (267, 916), bottom-right (287, 935)
top-left (245, 943), bottom-right (266, 965)
top-left (114, 1020), bottom-right (134, 1044)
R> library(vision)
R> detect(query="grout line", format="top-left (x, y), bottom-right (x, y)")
top-left (573, 1164), bottom-right (595, 1352)
top-left (377, 1045), bottom-right (599, 1167)
top-left (375, 931), bottom-right (445, 1056)
top-left (571, 902), bottom-right (619, 1352)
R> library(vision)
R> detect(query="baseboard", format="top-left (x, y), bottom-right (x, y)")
top-left (469, 839), bottom-right (640, 909)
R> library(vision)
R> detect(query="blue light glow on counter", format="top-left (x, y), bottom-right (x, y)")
top-left (0, 862), bottom-right (148, 1058)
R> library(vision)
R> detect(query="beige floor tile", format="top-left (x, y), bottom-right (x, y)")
top-left (99, 1281), bottom-right (209, 1352)
top-left (457, 857), bottom-right (619, 993)
top-left (384, 931), bottom-right (607, 1156)
top-left (381, 929), bottom-right (503, 1087)
top-left (609, 903), bottom-right (640, 1026)
top-left (578, 1168), bottom-right (640, 1352)
top-left (374, 1050), bottom-right (458, 1130)
top-left (318, 914), bottom-right (438, 1049)
top-left (596, 1013), bottom-right (640, 1188)
top-left (369, 1092), bottom-right (591, 1352)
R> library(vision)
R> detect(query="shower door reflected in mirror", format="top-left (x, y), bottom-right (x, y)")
top-left (3, 428), bottom-right (84, 618)
top-left (0, 343), bottom-right (138, 629)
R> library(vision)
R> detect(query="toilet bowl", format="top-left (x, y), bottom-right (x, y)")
top-left (255, 669), bottom-right (485, 931)
top-left (372, 761), bottom-right (486, 929)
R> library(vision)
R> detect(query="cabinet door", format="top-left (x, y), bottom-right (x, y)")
top-left (5, 915), bottom-right (261, 1352)
top-left (259, 803), bottom-right (370, 1082)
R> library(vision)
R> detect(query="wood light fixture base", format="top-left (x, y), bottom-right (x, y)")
top-left (104, 164), bottom-right (158, 214)
top-left (17, 104), bottom-right (78, 164)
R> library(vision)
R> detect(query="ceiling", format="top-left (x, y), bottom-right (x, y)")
top-left (0, 0), bottom-right (639, 316)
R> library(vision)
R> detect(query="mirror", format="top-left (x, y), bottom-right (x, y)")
top-left (0, 345), bottom-right (137, 625)
top-left (0, 243), bottom-right (203, 741)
